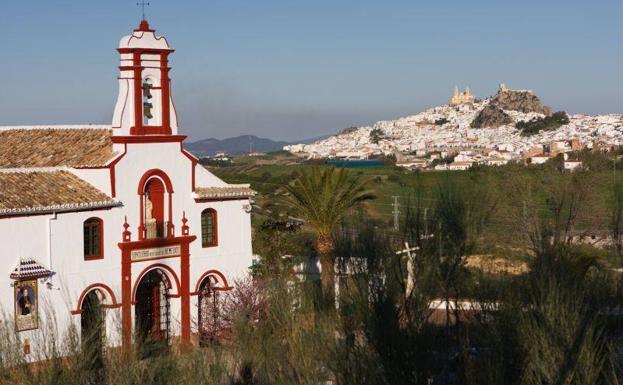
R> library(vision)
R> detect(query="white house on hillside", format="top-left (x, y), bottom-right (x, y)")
top-left (0, 20), bottom-right (255, 355)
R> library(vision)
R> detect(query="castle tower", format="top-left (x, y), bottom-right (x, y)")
top-left (112, 20), bottom-right (178, 136)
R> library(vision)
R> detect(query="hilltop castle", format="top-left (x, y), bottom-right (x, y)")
top-left (449, 86), bottom-right (475, 106)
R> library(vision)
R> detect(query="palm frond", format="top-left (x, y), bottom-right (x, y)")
top-left (282, 167), bottom-right (376, 238)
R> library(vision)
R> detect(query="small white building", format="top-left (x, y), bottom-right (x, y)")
top-left (0, 20), bottom-right (254, 354)
top-left (530, 155), bottom-right (551, 165)
top-left (486, 158), bottom-right (509, 166)
top-left (448, 161), bottom-right (473, 171)
top-left (397, 159), bottom-right (429, 170)
top-left (564, 161), bottom-right (583, 171)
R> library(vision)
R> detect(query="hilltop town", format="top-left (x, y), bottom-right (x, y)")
top-left (284, 84), bottom-right (623, 170)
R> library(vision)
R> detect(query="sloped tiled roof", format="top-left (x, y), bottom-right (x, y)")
top-left (10, 258), bottom-right (54, 280)
top-left (0, 127), bottom-right (116, 168)
top-left (195, 185), bottom-right (256, 200)
top-left (0, 170), bottom-right (120, 216)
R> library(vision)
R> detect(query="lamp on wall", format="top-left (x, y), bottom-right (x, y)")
top-left (43, 276), bottom-right (60, 291)
top-left (242, 203), bottom-right (252, 213)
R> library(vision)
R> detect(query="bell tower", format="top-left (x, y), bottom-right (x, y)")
top-left (112, 20), bottom-right (178, 136)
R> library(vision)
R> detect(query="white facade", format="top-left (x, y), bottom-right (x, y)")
top-left (530, 155), bottom-right (550, 165)
top-left (564, 161), bottom-right (583, 171)
top-left (0, 20), bottom-right (254, 354)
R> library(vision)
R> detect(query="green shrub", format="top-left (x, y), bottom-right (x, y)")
top-left (369, 128), bottom-right (384, 144)
top-left (517, 111), bottom-right (570, 136)
top-left (435, 118), bottom-right (449, 126)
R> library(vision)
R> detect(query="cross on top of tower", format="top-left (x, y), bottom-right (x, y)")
top-left (136, 1), bottom-right (150, 21)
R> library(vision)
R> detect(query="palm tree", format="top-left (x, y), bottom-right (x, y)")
top-left (283, 167), bottom-right (376, 307)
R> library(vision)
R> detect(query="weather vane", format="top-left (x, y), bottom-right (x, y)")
top-left (137, 1), bottom-right (150, 20)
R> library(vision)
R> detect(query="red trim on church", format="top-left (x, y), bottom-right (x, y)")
top-left (161, 53), bottom-right (172, 131)
top-left (137, 169), bottom-right (175, 194)
top-left (180, 146), bottom-right (198, 192)
top-left (83, 217), bottom-right (105, 261)
top-left (71, 283), bottom-right (121, 315)
top-left (137, 169), bottom-right (175, 239)
top-left (131, 263), bottom-right (181, 302)
top-left (192, 270), bottom-right (233, 295)
top-left (108, 145), bottom-right (127, 198)
top-left (118, 45), bottom-right (174, 136)
top-left (118, 48), bottom-right (174, 55)
top-left (132, 51), bottom-right (143, 134)
top-left (112, 135), bottom-right (186, 144)
top-left (118, 228), bottom-right (196, 349)
top-left (135, 19), bottom-right (154, 33)
top-left (200, 208), bottom-right (218, 248)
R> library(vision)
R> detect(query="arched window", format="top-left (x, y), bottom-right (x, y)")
top-left (84, 218), bottom-right (103, 260)
top-left (201, 209), bottom-right (218, 247)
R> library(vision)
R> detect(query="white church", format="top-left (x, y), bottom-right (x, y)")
top-left (0, 19), bottom-right (255, 354)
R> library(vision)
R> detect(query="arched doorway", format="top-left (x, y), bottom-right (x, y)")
top-left (144, 178), bottom-right (165, 239)
top-left (198, 275), bottom-right (225, 345)
top-left (81, 290), bottom-right (105, 371)
top-left (135, 269), bottom-right (170, 356)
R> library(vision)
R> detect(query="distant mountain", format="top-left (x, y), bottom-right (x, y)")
top-left (184, 135), bottom-right (289, 157)
top-left (184, 134), bottom-right (333, 157)
top-left (296, 134), bottom-right (332, 144)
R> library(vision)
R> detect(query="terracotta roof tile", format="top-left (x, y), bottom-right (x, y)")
top-left (195, 185), bottom-right (256, 200)
top-left (10, 258), bottom-right (54, 280)
top-left (0, 170), bottom-right (119, 216)
top-left (0, 128), bottom-right (116, 168)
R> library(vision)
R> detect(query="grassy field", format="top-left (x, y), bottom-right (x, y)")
top-left (207, 152), bottom-right (622, 266)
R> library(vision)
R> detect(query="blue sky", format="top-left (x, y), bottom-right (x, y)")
top-left (0, 0), bottom-right (621, 141)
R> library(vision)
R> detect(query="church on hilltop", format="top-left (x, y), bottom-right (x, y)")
top-left (0, 20), bottom-right (255, 354)
top-left (449, 86), bottom-right (475, 106)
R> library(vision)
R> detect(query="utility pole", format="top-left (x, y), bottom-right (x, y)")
top-left (392, 196), bottom-right (400, 231)
top-left (613, 157), bottom-right (617, 186)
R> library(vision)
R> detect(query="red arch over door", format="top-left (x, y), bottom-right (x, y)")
top-left (71, 283), bottom-right (120, 315)
top-left (193, 270), bottom-right (232, 295)
top-left (132, 264), bottom-right (182, 303)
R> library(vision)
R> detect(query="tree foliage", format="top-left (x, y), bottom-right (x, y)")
top-left (369, 128), bottom-right (385, 144)
top-left (282, 167), bottom-right (376, 307)
top-left (517, 111), bottom-right (570, 136)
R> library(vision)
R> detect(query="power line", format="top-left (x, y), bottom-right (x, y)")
top-left (392, 196), bottom-right (400, 231)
